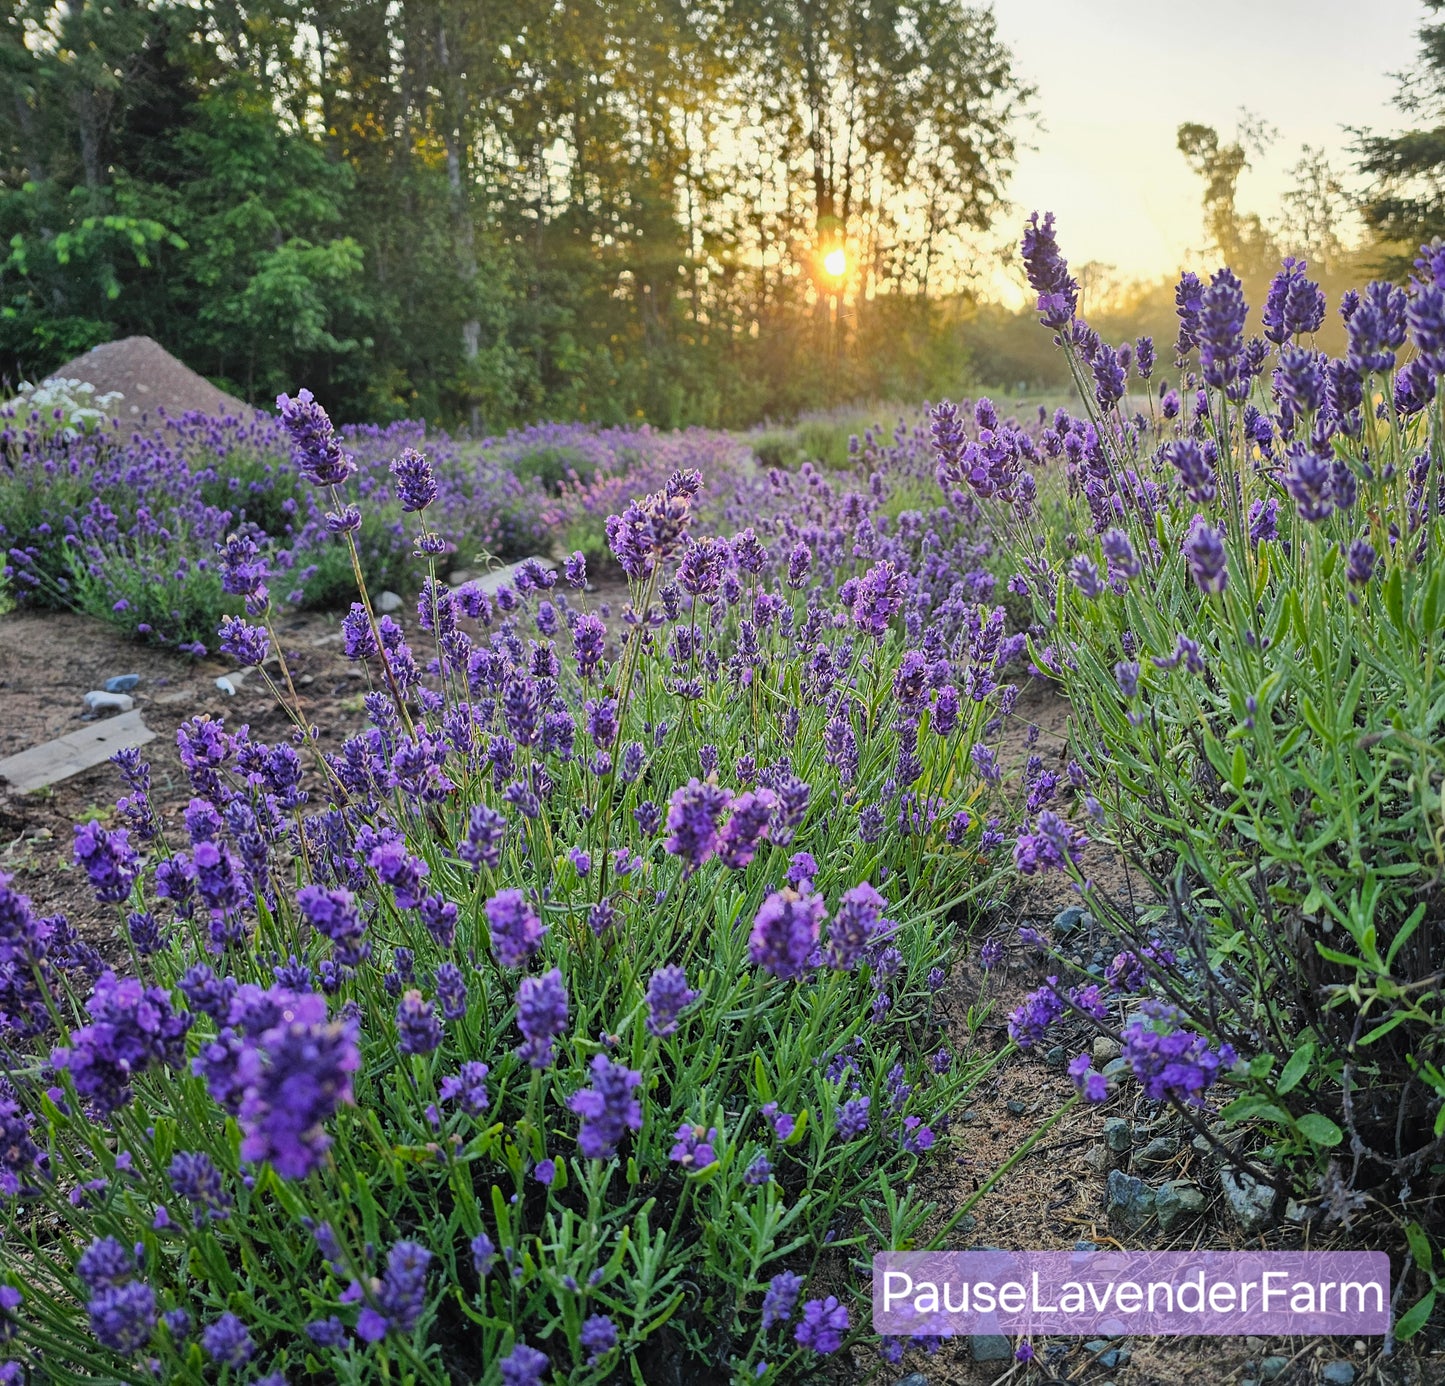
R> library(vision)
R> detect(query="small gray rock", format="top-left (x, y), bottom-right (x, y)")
top-left (1134, 1135), bottom-right (1179, 1169)
top-left (1006, 1099), bottom-right (1026, 1116)
top-left (1092, 1035), bottom-right (1122, 1063)
top-left (1052, 905), bottom-right (1087, 935)
top-left (1083, 1143), bottom-right (1109, 1173)
top-left (1220, 1168), bottom-right (1277, 1235)
top-left (1102, 1056), bottom-right (1129, 1078)
top-left (1245, 1337), bottom-right (1266, 1353)
top-left (894, 1376), bottom-right (929, 1386)
top-left (1260, 1358), bottom-right (1289, 1381)
top-left (970, 1335), bottom-right (1012, 1362)
top-left (1154, 1180), bottom-right (1205, 1233)
top-left (83, 690), bottom-right (134, 714)
top-left (1320, 1363), bottom-right (1356, 1386)
top-left (1045, 1045), bottom-right (1066, 1068)
top-left (1103, 1117), bottom-right (1132, 1153)
top-left (376, 590), bottom-right (404, 613)
top-left (1074, 1239), bottom-right (1099, 1251)
top-left (1105, 1169), bottom-right (1155, 1229)
top-left (103, 674), bottom-right (140, 693)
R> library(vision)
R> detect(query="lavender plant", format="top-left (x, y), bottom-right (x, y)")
top-left (0, 392), bottom-right (1033, 1380)
top-left (961, 214), bottom-right (1445, 1268)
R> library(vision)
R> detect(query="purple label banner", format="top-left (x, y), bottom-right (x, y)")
top-left (873, 1251), bottom-right (1391, 1337)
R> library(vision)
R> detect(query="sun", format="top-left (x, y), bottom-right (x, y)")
top-left (822, 247), bottom-right (847, 280)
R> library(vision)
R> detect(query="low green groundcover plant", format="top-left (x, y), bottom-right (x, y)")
top-left (0, 393), bottom-right (1042, 1381)
top-left (952, 214), bottom-right (1445, 1328)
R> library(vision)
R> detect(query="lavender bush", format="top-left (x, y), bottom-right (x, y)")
top-left (0, 391), bottom-right (1041, 1380)
top-left (956, 214), bottom-right (1445, 1320)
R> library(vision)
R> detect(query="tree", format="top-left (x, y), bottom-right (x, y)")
top-left (1357, 0), bottom-right (1445, 273)
top-left (1176, 112), bottom-right (1278, 277)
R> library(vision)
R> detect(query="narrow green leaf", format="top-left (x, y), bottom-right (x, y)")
top-left (1295, 1113), bottom-right (1343, 1147)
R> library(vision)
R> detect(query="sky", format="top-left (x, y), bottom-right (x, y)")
top-left (988, 0), bottom-right (1426, 297)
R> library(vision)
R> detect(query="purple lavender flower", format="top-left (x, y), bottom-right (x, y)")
top-left (645, 965), bottom-right (699, 1037)
top-left (217, 615), bottom-right (270, 667)
top-left (516, 969), bottom-right (569, 1068)
top-left (1346, 538), bottom-right (1377, 587)
top-left (569, 1055), bottom-right (643, 1159)
top-left (297, 885), bottom-right (369, 967)
top-left (716, 789), bottom-right (776, 869)
top-left (354, 1240), bottom-right (432, 1343)
top-left (1282, 444), bottom-right (1335, 522)
top-left (1135, 335), bottom-right (1155, 378)
top-left (168, 1151), bottom-right (232, 1224)
top-left (233, 991), bottom-right (360, 1178)
top-left (87, 1281), bottom-right (157, 1354)
top-left (201, 1312), bottom-right (254, 1369)
top-left (669, 1122), bottom-right (718, 1168)
top-left (1122, 1003), bottom-right (1238, 1105)
top-left (1020, 212), bottom-right (1079, 329)
top-left (826, 882), bottom-right (886, 970)
top-left (390, 448), bottom-right (437, 512)
top-left (664, 778), bottom-right (733, 873)
top-left (785, 851), bottom-right (818, 888)
top-left (439, 1060), bottom-right (491, 1116)
top-left (748, 888), bottom-right (826, 980)
top-left (761, 1271), bottom-right (804, 1331)
top-left (795, 1296), bottom-right (849, 1354)
top-left (276, 389), bottom-right (354, 487)
top-left (72, 822), bottom-right (138, 905)
top-left (836, 1095), bottom-right (871, 1139)
top-left (1008, 977), bottom-right (1064, 1049)
top-left (1199, 268), bottom-right (1248, 389)
top-left (1068, 1053), bottom-right (1110, 1103)
top-left (396, 990), bottom-right (442, 1056)
top-left (851, 560), bottom-right (910, 640)
top-left (485, 889), bottom-right (546, 968)
top-left (1182, 514), bottom-right (1228, 594)
top-left (580, 1314), bottom-right (617, 1365)
top-left (53, 971), bottom-right (191, 1114)
top-left (1262, 258), bottom-right (1326, 343)
top-left (500, 1343), bottom-right (550, 1386)
top-left (1174, 271), bottom-right (1204, 358)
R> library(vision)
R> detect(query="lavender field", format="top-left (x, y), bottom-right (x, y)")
top-left (3, 212), bottom-right (1445, 1384)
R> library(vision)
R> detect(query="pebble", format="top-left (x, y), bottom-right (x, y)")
top-left (1102, 1056), bottom-right (1129, 1078)
top-left (1245, 1337), bottom-right (1266, 1353)
top-left (83, 690), bottom-right (134, 714)
top-left (1134, 1135), bottom-right (1178, 1169)
top-left (894, 1376), bottom-right (929, 1386)
top-left (215, 677), bottom-right (237, 697)
top-left (1320, 1363), bottom-right (1356, 1385)
top-left (1220, 1168), bottom-right (1277, 1235)
top-left (1052, 905), bottom-right (1088, 936)
top-left (102, 674), bottom-right (140, 693)
top-left (1103, 1117), bottom-right (1132, 1153)
top-left (969, 1335), bottom-right (1012, 1362)
top-left (1045, 1045), bottom-right (1066, 1069)
top-left (1105, 1169), bottom-right (1155, 1229)
top-left (1005, 1099), bottom-right (1026, 1116)
top-left (376, 590), bottom-right (404, 613)
top-left (1260, 1357), bottom-right (1289, 1380)
top-left (1083, 1143), bottom-right (1109, 1173)
top-left (1084, 1341), bottom-right (1130, 1369)
top-left (1154, 1179), bottom-right (1205, 1232)
top-left (1092, 1035), bottom-right (1122, 1063)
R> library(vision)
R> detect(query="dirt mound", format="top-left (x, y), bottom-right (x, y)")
top-left (44, 336), bottom-right (254, 433)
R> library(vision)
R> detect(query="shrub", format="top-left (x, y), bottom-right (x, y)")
top-left (0, 397), bottom-right (1037, 1381)
top-left (959, 217), bottom-right (1445, 1250)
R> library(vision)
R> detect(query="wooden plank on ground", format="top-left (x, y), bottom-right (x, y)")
top-left (0, 710), bottom-right (155, 794)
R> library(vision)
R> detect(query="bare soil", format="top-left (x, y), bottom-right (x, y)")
top-left (43, 335), bottom-right (252, 433)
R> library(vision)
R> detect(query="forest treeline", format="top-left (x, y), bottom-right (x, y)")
top-left (0, 0), bottom-right (1033, 426)
top-left (4, 0), bottom-right (1445, 426)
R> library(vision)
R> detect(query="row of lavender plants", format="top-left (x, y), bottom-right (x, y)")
top-left (958, 215), bottom-right (1445, 1333)
top-left (0, 384), bottom-right (1070, 1380)
top-left (0, 394), bottom-right (753, 650)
